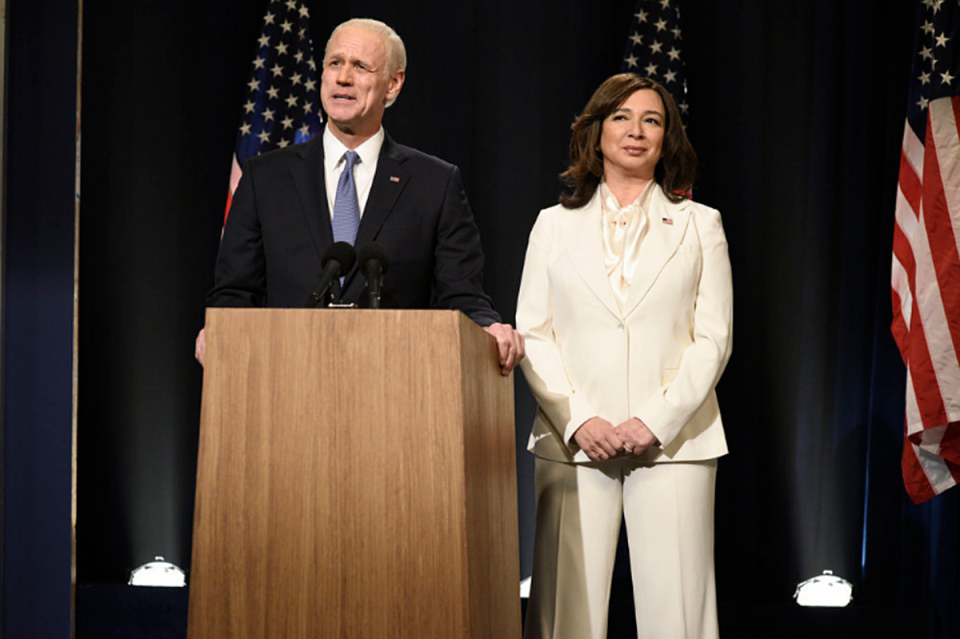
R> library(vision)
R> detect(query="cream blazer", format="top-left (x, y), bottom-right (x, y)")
top-left (517, 186), bottom-right (733, 463)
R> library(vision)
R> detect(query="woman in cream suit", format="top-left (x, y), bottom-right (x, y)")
top-left (518, 74), bottom-right (732, 639)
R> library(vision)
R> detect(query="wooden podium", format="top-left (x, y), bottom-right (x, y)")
top-left (187, 309), bottom-right (521, 638)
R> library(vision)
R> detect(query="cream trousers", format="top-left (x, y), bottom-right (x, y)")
top-left (524, 457), bottom-right (719, 639)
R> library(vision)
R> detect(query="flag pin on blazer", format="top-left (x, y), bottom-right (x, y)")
top-left (662, 217), bottom-right (674, 225)
top-left (390, 176), bottom-right (400, 183)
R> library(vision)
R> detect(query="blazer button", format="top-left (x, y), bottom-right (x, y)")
top-left (618, 324), bottom-right (625, 333)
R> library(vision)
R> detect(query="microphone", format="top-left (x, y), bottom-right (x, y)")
top-left (305, 242), bottom-right (357, 308)
top-left (357, 242), bottom-right (390, 309)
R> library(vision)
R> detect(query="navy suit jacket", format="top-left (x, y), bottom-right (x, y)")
top-left (207, 132), bottom-right (501, 326)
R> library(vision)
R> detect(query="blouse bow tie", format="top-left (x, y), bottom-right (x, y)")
top-left (602, 195), bottom-right (648, 310)
top-left (603, 201), bottom-right (644, 235)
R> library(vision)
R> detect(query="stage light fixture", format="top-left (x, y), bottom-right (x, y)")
top-left (793, 570), bottom-right (852, 607)
top-left (520, 577), bottom-right (531, 599)
top-left (128, 556), bottom-right (186, 587)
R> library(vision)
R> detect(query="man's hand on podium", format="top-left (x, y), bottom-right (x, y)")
top-left (195, 328), bottom-right (206, 367)
top-left (484, 322), bottom-right (525, 376)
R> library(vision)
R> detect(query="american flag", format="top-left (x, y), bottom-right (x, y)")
top-left (224, 0), bottom-right (323, 222)
top-left (892, 0), bottom-right (960, 503)
top-left (621, 0), bottom-right (688, 125)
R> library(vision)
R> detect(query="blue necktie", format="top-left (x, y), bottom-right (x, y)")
top-left (332, 150), bottom-right (360, 246)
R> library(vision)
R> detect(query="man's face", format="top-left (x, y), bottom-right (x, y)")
top-left (321, 26), bottom-right (404, 140)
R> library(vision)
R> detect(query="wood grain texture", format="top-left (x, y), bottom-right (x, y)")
top-left (457, 313), bottom-right (521, 639)
top-left (188, 309), bottom-right (520, 638)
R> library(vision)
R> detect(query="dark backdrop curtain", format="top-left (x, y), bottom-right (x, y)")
top-left (684, 1), bottom-right (958, 628)
top-left (76, 0), bottom-right (959, 632)
top-left (4, 0), bottom-right (78, 635)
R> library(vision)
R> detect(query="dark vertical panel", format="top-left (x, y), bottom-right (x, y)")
top-left (681, 0), bottom-right (778, 601)
top-left (3, 0), bottom-right (77, 635)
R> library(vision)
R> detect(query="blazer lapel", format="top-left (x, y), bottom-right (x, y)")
top-left (291, 136), bottom-right (333, 260)
top-left (560, 193), bottom-right (622, 318)
top-left (343, 133), bottom-right (410, 293)
top-left (621, 188), bottom-right (692, 316)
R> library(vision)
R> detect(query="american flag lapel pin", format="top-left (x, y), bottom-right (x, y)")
top-left (662, 217), bottom-right (674, 225)
top-left (390, 176), bottom-right (400, 183)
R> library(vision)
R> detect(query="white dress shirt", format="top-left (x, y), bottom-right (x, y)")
top-left (322, 124), bottom-right (384, 220)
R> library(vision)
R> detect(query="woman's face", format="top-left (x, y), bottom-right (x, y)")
top-left (599, 88), bottom-right (665, 182)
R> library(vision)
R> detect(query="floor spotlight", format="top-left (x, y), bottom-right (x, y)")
top-left (128, 556), bottom-right (186, 587)
top-left (794, 570), bottom-right (852, 607)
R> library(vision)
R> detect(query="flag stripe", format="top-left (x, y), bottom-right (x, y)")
top-left (893, 190), bottom-right (919, 278)
top-left (892, 191), bottom-right (918, 348)
top-left (225, 154), bottom-right (243, 223)
top-left (916, 442), bottom-right (959, 492)
top-left (902, 439), bottom-right (936, 503)
top-left (907, 227), bottom-right (950, 431)
top-left (929, 101), bottom-right (960, 399)
top-left (905, 367), bottom-right (924, 443)
top-left (899, 150), bottom-right (923, 217)
top-left (891, 286), bottom-right (910, 356)
top-left (928, 101), bottom-right (960, 346)
top-left (939, 420), bottom-right (960, 463)
top-left (903, 119), bottom-right (925, 179)
top-left (914, 104), bottom-right (960, 428)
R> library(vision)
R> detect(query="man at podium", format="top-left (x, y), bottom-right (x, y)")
top-left (196, 18), bottom-right (523, 375)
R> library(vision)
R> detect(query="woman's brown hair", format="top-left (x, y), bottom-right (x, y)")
top-left (559, 74), bottom-right (697, 209)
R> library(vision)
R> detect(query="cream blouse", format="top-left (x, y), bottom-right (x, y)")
top-left (600, 180), bottom-right (655, 312)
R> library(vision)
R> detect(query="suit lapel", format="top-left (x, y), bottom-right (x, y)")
top-left (560, 194), bottom-right (622, 318)
top-left (621, 188), bottom-right (692, 316)
top-left (291, 135), bottom-right (333, 260)
top-left (355, 134), bottom-right (409, 246)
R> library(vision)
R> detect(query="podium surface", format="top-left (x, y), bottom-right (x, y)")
top-left (188, 309), bottom-right (520, 638)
